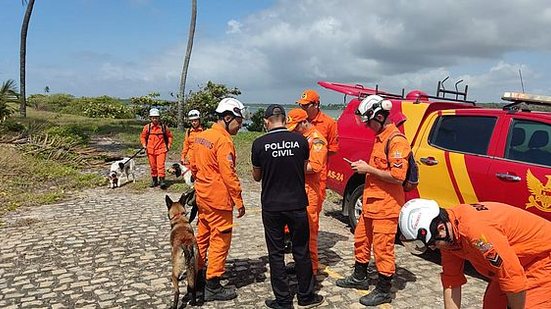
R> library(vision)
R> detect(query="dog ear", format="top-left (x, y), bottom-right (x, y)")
top-left (178, 192), bottom-right (187, 206)
top-left (165, 195), bottom-right (173, 209)
top-left (118, 162), bottom-right (124, 170)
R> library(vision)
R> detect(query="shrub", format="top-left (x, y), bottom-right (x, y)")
top-left (0, 79), bottom-right (19, 121)
top-left (245, 108), bottom-right (265, 132)
top-left (44, 125), bottom-right (89, 144)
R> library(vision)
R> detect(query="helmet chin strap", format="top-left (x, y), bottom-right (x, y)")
top-left (223, 116), bottom-right (235, 131)
top-left (371, 113), bottom-right (389, 134)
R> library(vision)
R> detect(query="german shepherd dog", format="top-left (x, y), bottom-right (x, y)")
top-left (166, 192), bottom-right (199, 308)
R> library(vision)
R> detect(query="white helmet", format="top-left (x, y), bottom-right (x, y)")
top-left (399, 198), bottom-right (441, 255)
top-left (149, 108), bottom-right (160, 117)
top-left (215, 98), bottom-right (246, 118)
top-left (356, 95), bottom-right (392, 122)
top-left (187, 109), bottom-right (200, 120)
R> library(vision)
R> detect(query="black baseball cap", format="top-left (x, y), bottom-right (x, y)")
top-left (264, 104), bottom-right (286, 118)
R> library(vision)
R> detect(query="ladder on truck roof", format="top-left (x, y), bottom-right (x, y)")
top-left (502, 92), bottom-right (551, 111)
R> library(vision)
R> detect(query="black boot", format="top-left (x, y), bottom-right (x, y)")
top-left (336, 261), bottom-right (370, 290)
top-left (204, 277), bottom-right (237, 301)
top-left (159, 177), bottom-right (167, 189)
top-left (359, 273), bottom-right (393, 306)
top-left (150, 177), bottom-right (158, 187)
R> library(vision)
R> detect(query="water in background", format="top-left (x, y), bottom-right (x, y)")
top-left (247, 105), bottom-right (343, 120)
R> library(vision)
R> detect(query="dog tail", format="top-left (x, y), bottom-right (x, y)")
top-left (183, 243), bottom-right (199, 290)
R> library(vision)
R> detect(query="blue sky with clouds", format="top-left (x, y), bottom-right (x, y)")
top-left (2, 0), bottom-right (551, 104)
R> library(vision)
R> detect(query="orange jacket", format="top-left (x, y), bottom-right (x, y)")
top-left (181, 126), bottom-right (204, 163)
top-left (140, 123), bottom-right (173, 155)
top-left (310, 111), bottom-right (338, 153)
top-left (440, 202), bottom-right (551, 293)
top-left (189, 123), bottom-right (244, 211)
top-left (362, 123), bottom-right (410, 219)
top-left (304, 127), bottom-right (328, 198)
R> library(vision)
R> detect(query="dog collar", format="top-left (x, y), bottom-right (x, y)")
top-left (169, 212), bottom-right (185, 221)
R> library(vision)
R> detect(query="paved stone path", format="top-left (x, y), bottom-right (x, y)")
top-left (0, 173), bottom-right (487, 308)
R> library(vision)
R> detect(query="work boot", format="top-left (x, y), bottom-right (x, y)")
top-left (336, 261), bottom-right (370, 290)
top-left (359, 273), bottom-right (393, 306)
top-left (150, 176), bottom-right (158, 187)
top-left (159, 177), bottom-right (167, 189)
top-left (204, 277), bottom-right (237, 301)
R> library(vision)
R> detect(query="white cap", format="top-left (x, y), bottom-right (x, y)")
top-left (187, 109), bottom-right (200, 120)
top-left (215, 98), bottom-right (246, 117)
top-left (399, 199), bottom-right (441, 254)
top-left (356, 95), bottom-right (392, 122)
top-left (149, 108), bottom-right (160, 117)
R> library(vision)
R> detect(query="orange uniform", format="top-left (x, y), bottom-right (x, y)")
top-left (180, 126), bottom-right (204, 165)
top-left (189, 123), bottom-right (244, 279)
top-left (140, 123), bottom-right (173, 178)
top-left (303, 127), bottom-right (328, 273)
top-left (441, 202), bottom-right (551, 308)
top-left (354, 123), bottom-right (410, 276)
top-left (310, 111), bottom-right (338, 205)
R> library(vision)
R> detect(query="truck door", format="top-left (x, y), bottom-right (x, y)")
top-left (484, 116), bottom-right (551, 220)
top-left (413, 112), bottom-right (498, 208)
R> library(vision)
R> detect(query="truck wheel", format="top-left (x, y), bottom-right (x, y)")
top-left (347, 185), bottom-right (363, 231)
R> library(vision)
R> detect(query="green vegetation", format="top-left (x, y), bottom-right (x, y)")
top-left (0, 80), bottom-right (19, 121)
top-left (245, 108), bottom-right (265, 132)
top-left (28, 93), bottom-right (133, 119)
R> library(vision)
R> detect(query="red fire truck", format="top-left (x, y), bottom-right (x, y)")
top-left (321, 79), bottom-right (551, 229)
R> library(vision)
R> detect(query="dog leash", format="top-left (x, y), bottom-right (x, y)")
top-left (123, 147), bottom-right (145, 166)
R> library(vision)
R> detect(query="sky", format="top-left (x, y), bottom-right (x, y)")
top-left (2, 0), bottom-right (551, 105)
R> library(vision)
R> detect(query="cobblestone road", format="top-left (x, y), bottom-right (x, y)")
top-left (0, 175), bottom-right (487, 308)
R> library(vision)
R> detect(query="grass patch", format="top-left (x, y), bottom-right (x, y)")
top-left (0, 146), bottom-right (104, 216)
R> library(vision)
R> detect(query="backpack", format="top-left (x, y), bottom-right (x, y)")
top-left (146, 123), bottom-right (169, 151)
top-left (385, 133), bottom-right (419, 192)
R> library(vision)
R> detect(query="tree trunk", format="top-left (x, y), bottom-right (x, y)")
top-left (19, 0), bottom-right (36, 118)
top-left (177, 0), bottom-right (197, 131)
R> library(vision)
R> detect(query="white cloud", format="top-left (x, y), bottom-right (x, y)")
top-left (27, 0), bottom-right (551, 103)
top-left (226, 20), bottom-right (242, 34)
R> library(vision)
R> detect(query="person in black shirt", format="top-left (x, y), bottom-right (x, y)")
top-left (251, 104), bottom-right (324, 309)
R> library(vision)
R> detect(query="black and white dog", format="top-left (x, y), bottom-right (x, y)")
top-left (108, 158), bottom-right (136, 188)
top-left (166, 163), bottom-right (193, 186)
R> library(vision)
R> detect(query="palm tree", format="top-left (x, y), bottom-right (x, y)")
top-left (19, 0), bottom-right (36, 118)
top-left (177, 0), bottom-right (197, 130)
top-left (0, 80), bottom-right (19, 122)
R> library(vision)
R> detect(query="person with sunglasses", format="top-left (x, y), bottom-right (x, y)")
top-left (399, 199), bottom-right (551, 309)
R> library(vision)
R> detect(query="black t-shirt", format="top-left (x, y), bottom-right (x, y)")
top-left (251, 127), bottom-right (309, 212)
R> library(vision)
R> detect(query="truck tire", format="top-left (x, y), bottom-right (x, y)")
top-left (347, 185), bottom-right (363, 231)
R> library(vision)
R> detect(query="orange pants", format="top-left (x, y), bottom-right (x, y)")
top-left (354, 215), bottom-right (398, 277)
top-left (483, 254), bottom-right (551, 309)
top-left (306, 191), bottom-right (321, 273)
top-left (195, 202), bottom-right (234, 279)
top-left (147, 152), bottom-right (167, 177)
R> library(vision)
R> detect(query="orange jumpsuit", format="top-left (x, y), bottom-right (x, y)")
top-left (180, 126), bottom-right (203, 165)
top-left (140, 123), bottom-right (173, 178)
top-left (303, 127), bottom-right (328, 273)
top-left (354, 123), bottom-right (410, 276)
top-left (441, 202), bottom-right (551, 309)
top-left (189, 123), bottom-right (244, 280)
top-left (310, 111), bottom-right (338, 205)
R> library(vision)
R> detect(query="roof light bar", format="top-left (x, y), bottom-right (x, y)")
top-left (502, 92), bottom-right (551, 105)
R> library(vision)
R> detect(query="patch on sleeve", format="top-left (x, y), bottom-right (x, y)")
top-left (313, 138), bottom-right (325, 152)
top-left (472, 235), bottom-right (503, 268)
top-left (227, 153), bottom-right (235, 167)
top-left (392, 151), bottom-right (403, 159)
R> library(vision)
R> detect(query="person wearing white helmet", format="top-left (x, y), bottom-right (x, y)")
top-left (180, 109), bottom-right (204, 166)
top-left (399, 199), bottom-right (551, 309)
top-left (336, 94), bottom-right (411, 307)
top-left (140, 107), bottom-right (173, 189)
top-left (188, 97), bottom-right (246, 302)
